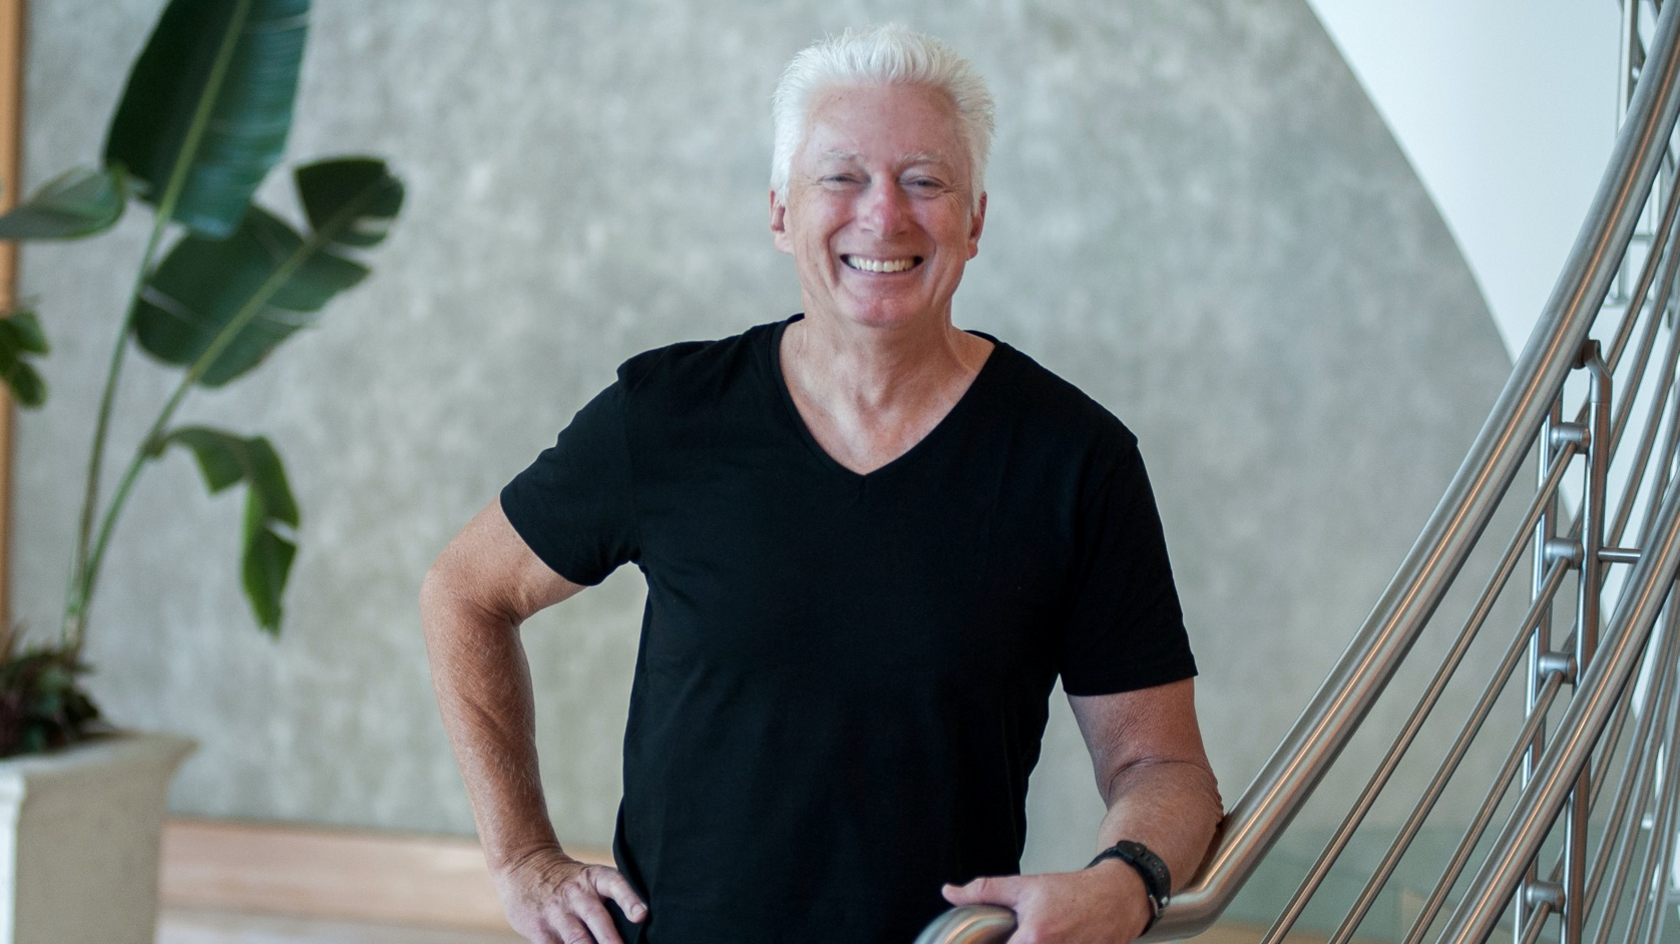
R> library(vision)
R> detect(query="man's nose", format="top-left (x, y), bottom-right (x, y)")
top-left (858, 182), bottom-right (910, 235)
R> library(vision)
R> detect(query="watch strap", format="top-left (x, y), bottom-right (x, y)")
top-left (1087, 840), bottom-right (1170, 932)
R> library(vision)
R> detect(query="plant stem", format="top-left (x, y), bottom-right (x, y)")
top-left (64, 0), bottom-right (254, 653)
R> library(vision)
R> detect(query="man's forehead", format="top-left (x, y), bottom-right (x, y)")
top-left (804, 85), bottom-right (963, 134)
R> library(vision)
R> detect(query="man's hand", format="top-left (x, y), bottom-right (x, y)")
top-left (942, 860), bottom-right (1152, 944)
top-left (496, 846), bottom-right (648, 944)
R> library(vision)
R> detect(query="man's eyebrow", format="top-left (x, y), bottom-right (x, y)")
top-left (811, 149), bottom-right (952, 167)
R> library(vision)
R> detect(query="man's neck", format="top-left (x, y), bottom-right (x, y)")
top-left (778, 315), bottom-right (994, 474)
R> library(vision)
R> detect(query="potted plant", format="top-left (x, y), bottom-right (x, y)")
top-left (0, 0), bottom-right (402, 939)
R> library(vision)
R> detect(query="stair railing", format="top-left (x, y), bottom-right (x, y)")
top-left (916, 3), bottom-right (1680, 942)
top-left (1146, 1), bottom-right (1680, 941)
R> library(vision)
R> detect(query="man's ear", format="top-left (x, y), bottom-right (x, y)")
top-left (770, 190), bottom-right (793, 255)
top-left (967, 191), bottom-right (987, 258)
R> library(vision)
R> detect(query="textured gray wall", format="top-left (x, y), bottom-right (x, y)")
top-left (13, 0), bottom-right (1511, 882)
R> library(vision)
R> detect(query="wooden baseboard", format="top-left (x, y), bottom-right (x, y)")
top-left (159, 818), bottom-right (613, 930)
top-left (158, 820), bottom-right (1341, 942)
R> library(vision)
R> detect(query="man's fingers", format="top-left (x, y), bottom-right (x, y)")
top-left (575, 902), bottom-right (625, 944)
top-left (540, 910), bottom-right (593, 944)
top-left (558, 879), bottom-right (626, 944)
top-left (497, 853), bottom-right (646, 944)
top-left (942, 874), bottom-right (1020, 906)
top-left (589, 866), bottom-right (649, 923)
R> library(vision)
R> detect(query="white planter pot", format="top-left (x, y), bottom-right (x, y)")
top-left (0, 732), bottom-right (194, 944)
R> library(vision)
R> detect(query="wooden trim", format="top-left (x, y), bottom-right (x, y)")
top-left (159, 818), bottom-right (613, 930)
top-left (0, 0), bottom-right (25, 634)
top-left (156, 820), bottom-right (1350, 941)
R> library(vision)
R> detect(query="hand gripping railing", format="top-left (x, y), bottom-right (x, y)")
top-left (910, 2), bottom-right (1680, 943)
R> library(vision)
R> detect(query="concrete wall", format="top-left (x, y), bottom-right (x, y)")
top-left (13, 0), bottom-right (1513, 886)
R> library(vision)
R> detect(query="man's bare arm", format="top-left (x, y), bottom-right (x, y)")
top-left (1074, 678), bottom-right (1223, 895)
top-left (421, 498), bottom-right (645, 944)
top-left (943, 679), bottom-right (1222, 943)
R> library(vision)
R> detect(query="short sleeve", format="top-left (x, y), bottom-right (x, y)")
top-left (1058, 439), bottom-right (1196, 696)
top-left (500, 380), bottom-right (640, 586)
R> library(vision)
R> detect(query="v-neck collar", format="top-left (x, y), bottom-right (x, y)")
top-left (766, 314), bottom-right (1005, 483)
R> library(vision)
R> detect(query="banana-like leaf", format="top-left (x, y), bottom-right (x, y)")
top-left (242, 495), bottom-right (297, 634)
top-left (296, 158), bottom-right (403, 248)
top-left (163, 426), bottom-right (298, 634)
top-left (0, 309), bottom-right (48, 407)
top-left (131, 159), bottom-right (401, 387)
top-left (105, 0), bottom-right (310, 238)
top-left (0, 167), bottom-right (126, 240)
top-left (132, 207), bottom-right (367, 386)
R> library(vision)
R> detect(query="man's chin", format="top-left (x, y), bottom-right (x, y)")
top-left (826, 307), bottom-right (944, 332)
top-left (812, 292), bottom-right (950, 328)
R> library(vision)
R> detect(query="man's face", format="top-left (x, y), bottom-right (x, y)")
top-left (770, 83), bottom-right (986, 333)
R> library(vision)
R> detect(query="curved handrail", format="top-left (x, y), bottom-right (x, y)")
top-left (915, 4), bottom-right (1680, 943)
top-left (1150, 1), bottom-right (1680, 937)
top-left (911, 904), bottom-right (1015, 944)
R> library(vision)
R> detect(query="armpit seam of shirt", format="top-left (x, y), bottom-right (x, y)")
top-left (616, 381), bottom-right (646, 563)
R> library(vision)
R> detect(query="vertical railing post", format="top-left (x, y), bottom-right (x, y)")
top-left (1621, 0), bottom-right (1642, 132)
top-left (1520, 399), bottom-right (1567, 944)
top-left (1517, 344), bottom-right (1610, 944)
top-left (1620, 0), bottom-right (1648, 304)
top-left (1519, 401), bottom-right (1562, 944)
top-left (1566, 343), bottom-right (1613, 944)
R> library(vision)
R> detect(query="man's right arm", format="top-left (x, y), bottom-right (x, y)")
top-left (420, 497), bottom-right (646, 944)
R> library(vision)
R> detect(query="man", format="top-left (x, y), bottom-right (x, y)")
top-left (422, 25), bottom-right (1222, 944)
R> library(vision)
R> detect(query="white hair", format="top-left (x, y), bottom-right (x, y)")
top-left (769, 25), bottom-right (995, 211)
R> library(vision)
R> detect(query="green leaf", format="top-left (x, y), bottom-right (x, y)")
top-left (0, 168), bottom-right (125, 240)
top-left (131, 206), bottom-right (366, 385)
top-left (163, 426), bottom-right (299, 633)
top-left (129, 159), bottom-right (400, 387)
top-left (0, 359), bottom-right (45, 409)
top-left (240, 436), bottom-right (297, 634)
top-left (164, 426), bottom-right (248, 492)
top-left (104, 0), bottom-right (311, 238)
top-left (270, 244), bottom-right (368, 312)
top-left (242, 497), bottom-right (296, 635)
top-left (240, 434), bottom-right (300, 527)
top-left (0, 309), bottom-right (48, 407)
top-left (2, 310), bottom-right (46, 355)
top-left (295, 158), bottom-right (404, 249)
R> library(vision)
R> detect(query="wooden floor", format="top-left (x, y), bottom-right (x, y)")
top-left (157, 909), bottom-right (524, 944)
top-left (155, 909), bottom-right (1276, 944)
top-left (155, 908), bottom-right (1303, 944)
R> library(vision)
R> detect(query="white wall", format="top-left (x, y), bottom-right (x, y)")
top-left (1305, 0), bottom-right (1622, 357)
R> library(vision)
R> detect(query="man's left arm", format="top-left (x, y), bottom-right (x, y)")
top-left (943, 678), bottom-right (1223, 943)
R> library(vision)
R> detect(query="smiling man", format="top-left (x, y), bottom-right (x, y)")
top-left (422, 25), bottom-right (1222, 944)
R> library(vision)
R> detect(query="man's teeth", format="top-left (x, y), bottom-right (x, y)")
top-left (844, 256), bottom-right (917, 273)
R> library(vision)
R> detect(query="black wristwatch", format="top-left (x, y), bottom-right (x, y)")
top-left (1087, 840), bottom-right (1170, 933)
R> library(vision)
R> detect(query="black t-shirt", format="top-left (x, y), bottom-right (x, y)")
top-left (501, 316), bottom-right (1195, 944)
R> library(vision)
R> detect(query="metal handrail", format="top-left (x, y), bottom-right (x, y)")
top-left (910, 904), bottom-right (1016, 944)
top-left (1153, 1), bottom-right (1680, 935)
top-left (911, 4), bottom-right (1680, 943)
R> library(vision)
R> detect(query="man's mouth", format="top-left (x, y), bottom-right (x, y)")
top-left (842, 255), bottom-right (921, 273)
